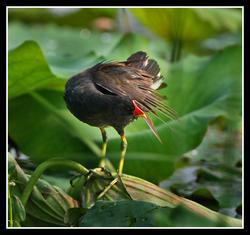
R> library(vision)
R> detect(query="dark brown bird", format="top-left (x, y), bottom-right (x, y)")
top-left (64, 51), bottom-right (176, 175)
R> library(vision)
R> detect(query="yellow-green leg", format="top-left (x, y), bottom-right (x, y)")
top-left (100, 128), bottom-right (107, 158)
top-left (99, 128), bottom-right (107, 167)
top-left (118, 134), bottom-right (127, 175)
top-left (96, 132), bottom-right (130, 200)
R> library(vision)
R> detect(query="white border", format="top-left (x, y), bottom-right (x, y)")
top-left (6, 6), bottom-right (244, 229)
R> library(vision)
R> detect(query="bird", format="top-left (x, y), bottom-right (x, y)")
top-left (64, 51), bottom-right (176, 175)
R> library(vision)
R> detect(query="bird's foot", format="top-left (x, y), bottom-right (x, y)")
top-left (96, 173), bottom-right (132, 200)
top-left (70, 167), bottom-right (112, 188)
top-left (84, 167), bottom-right (113, 184)
top-left (96, 177), bottom-right (119, 199)
top-left (98, 158), bottom-right (116, 173)
top-left (74, 167), bottom-right (132, 208)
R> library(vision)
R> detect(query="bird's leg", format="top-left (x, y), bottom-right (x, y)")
top-left (95, 130), bottom-right (131, 200)
top-left (100, 128), bottom-right (108, 158)
top-left (99, 128), bottom-right (116, 173)
top-left (118, 132), bottom-right (127, 176)
top-left (99, 128), bottom-right (108, 168)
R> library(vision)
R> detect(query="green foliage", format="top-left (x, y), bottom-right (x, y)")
top-left (131, 8), bottom-right (241, 41)
top-left (79, 200), bottom-right (230, 227)
top-left (153, 204), bottom-right (227, 227)
top-left (108, 46), bottom-right (242, 181)
top-left (8, 8), bottom-right (116, 28)
top-left (8, 154), bottom-right (80, 227)
top-left (8, 40), bottom-right (64, 99)
top-left (8, 22), bottom-right (123, 77)
top-left (8, 8), bottom-right (242, 227)
top-left (79, 200), bottom-right (169, 227)
top-left (8, 36), bottom-right (241, 183)
top-left (160, 125), bottom-right (242, 218)
top-left (8, 154), bottom-right (241, 227)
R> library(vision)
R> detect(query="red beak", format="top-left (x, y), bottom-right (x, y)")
top-left (132, 100), bottom-right (162, 143)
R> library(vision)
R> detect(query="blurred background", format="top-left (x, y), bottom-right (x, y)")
top-left (8, 8), bottom-right (242, 219)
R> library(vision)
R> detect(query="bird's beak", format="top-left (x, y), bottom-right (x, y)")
top-left (141, 113), bottom-right (162, 143)
top-left (132, 100), bottom-right (162, 143)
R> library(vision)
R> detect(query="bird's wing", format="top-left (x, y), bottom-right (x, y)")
top-left (91, 60), bottom-right (176, 120)
top-left (126, 51), bottom-right (167, 90)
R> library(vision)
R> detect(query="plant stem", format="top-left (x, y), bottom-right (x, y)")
top-left (170, 39), bottom-right (177, 62)
top-left (21, 158), bottom-right (89, 207)
top-left (175, 39), bottom-right (183, 61)
top-left (8, 185), bottom-right (13, 227)
top-left (171, 38), bottom-right (183, 62)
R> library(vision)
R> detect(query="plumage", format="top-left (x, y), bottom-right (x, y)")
top-left (64, 51), bottom-right (176, 174)
top-left (64, 51), bottom-right (176, 135)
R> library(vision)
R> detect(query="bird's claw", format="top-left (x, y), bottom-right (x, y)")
top-left (79, 168), bottom-right (132, 203)
top-left (96, 177), bottom-right (119, 199)
top-left (96, 173), bottom-right (132, 200)
top-left (83, 167), bottom-right (113, 187)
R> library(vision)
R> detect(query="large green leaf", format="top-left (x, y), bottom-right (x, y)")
top-left (8, 40), bottom-right (65, 100)
top-left (79, 200), bottom-right (232, 227)
top-left (8, 22), bottom-right (123, 78)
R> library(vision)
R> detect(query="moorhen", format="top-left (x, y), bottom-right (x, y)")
top-left (64, 51), bottom-right (176, 175)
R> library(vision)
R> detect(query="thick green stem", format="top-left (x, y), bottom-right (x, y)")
top-left (21, 158), bottom-right (89, 207)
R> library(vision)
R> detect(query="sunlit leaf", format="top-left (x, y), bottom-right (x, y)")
top-left (8, 22), bottom-right (123, 77)
top-left (130, 8), bottom-right (242, 43)
top-left (8, 40), bottom-right (65, 100)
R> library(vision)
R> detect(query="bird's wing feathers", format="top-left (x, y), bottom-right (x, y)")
top-left (91, 52), bottom-right (176, 120)
top-left (126, 51), bottom-right (160, 78)
top-left (126, 51), bottom-right (167, 90)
